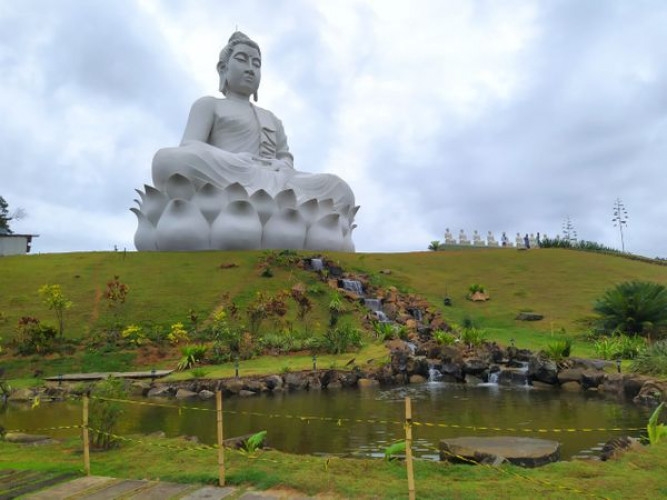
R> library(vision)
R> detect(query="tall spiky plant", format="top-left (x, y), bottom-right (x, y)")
top-left (593, 281), bottom-right (667, 338)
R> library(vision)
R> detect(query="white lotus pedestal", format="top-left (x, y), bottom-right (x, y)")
top-left (132, 174), bottom-right (358, 252)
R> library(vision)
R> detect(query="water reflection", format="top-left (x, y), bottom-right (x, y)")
top-left (0, 383), bottom-right (651, 460)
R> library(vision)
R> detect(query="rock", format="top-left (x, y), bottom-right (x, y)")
top-left (515, 312), bottom-right (544, 321)
top-left (557, 369), bottom-right (583, 384)
top-left (599, 373), bottom-right (624, 394)
top-left (307, 375), bottom-right (322, 390)
top-left (327, 380), bottom-right (343, 390)
top-left (245, 380), bottom-right (267, 392)
top-left (8, 388), bottom-right (34, 402)
top-left (175, 388), bottom-right (198, 399)
top-left (498, 369), bottom-right (528, 387)
top-left (238, 390), bottom-right (256, 397)
top-left (567, 357), bottom-right (614, 371)
top-left (623, 376), bottom-right (647, 399)
top-left (507, 347), bottom-right (532, 362)
top-left (263, 375), bottom-right (283, 391)
top-left (528, 357), bottom-right (558, 385)
top-left (146, 386), bottom-right (171, 398)
top-left (600, 436), bottom-right (642, 461)
top-left (130, 381), bottom-right (151, 397)
top-left (284, 372), bottom-right (309, 391)
top-left (358, 378), bottom-right (379, 388)
top-left (468, 291), bottom-right (490, 302)
top-left (441, 362), bottom-right (465, 382)
top-left (223, 433), bottom-right (267, 450)
top-left (634, 380), bottom-right (667, 405)
top-left (409, 375), bottom-right (426, 384)
top-left (4, 432), bottom-right (52, 444)
top-left (340, 370), bottom-right (361, 387)
top-left (531, 381), bottom-right (556, 390)
top-left (198, 389), bottom-right (215, 400)
top-left (223, 379), bottom-right (245, 394)
top-left (147, 431), bottom-right (166, 438)
top-left (561, 381), bottom-right (581, 391)
top-left (581, 370), bottom-right (606, 390)
top-left (463, 358), bottom-right (488, 376)
top-left (439, 436), bottom-right (560, 468)
top-left (380, 269), bottom-right (392, 274)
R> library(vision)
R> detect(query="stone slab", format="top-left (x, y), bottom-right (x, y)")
top-left (180, 486), bottom-right (236, 499)
top-left (24, 476), bottom-right (116, 499)
top-left (440, 436), bottom-right (560, 468)
top-left (77, 479), bottom-right (149, 500)
top-left (44, 370), bottom-right (172, 382)
top-left (126, 481), bottom-right (196, 499)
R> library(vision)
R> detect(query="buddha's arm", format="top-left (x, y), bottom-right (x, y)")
top-left (274, 117), bottom-right (294, 169)
top-left (179, 97), bottom-right (216, 146)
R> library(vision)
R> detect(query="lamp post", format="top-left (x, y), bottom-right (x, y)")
top-left (234, 356), bottom-right (240, 379)
top-left (312, 354), bottom-right (317, 373)
top-left (616, 358), bottom-right (622, 374)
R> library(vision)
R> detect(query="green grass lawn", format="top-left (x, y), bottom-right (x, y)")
top-left (1, 435), bottom-right (666, 499)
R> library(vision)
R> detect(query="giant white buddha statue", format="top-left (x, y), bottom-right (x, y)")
top-left (132, 32), bottom-right (358, 251)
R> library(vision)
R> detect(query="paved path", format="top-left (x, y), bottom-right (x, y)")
top-left (43, 370), bottom-right (173, 382)
top-left (0, 470), bottom-right (315, 500)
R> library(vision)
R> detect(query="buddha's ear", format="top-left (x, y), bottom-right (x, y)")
top-left (217, 61), bottom-right (227, 94)
top-left (253, 91), bottom-right (258, 102)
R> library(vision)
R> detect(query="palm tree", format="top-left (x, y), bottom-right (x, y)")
top-left (428, 240), bottom-right (442, 251)
top-left (594, 281), bottom-right (667, 339)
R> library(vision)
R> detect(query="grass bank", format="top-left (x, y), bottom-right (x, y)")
top-left (1, 436), bottom-right (666, 499)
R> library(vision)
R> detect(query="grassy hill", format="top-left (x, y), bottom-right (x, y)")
top-left (2, 247), bottom-right (667, 378)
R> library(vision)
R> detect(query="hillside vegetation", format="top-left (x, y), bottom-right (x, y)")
top-left (2, 248), bottom-right (667, 377)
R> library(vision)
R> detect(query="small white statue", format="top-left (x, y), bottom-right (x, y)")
top-left (459, 229), bottom-right (470, 245)
top-left (516, 232), bottom-right (524, 248)
top-left (529, 233), bottom-right (538, 249)
top-left (487, 231), bottom-right (499, 247)
top-left (473, 230), bottom-right (484, 246)
top-left (444, 228), bottom-right (456, 245)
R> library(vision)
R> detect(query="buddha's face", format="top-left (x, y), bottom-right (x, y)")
top-left (224, 43), bottom-right (261, 97)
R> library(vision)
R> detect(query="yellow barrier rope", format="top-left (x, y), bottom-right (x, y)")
top-left (90, 396), bottom-right (644, 433)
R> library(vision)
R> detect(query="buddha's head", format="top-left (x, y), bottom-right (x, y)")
top-left (217, 31), bottom-right (262, 101)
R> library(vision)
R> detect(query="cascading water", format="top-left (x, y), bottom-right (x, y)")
top-left (408, 308), bottom-right (423, 322)
top-left (428, 367), bottom-right (443, 382)
top-left (405, 341), bottom-right (417, 354)
top-left (373, 310), bottom-right (390, 322)
top-left (488, 371), bottom-right (500, 384)
top-left (364, 298), bottom-right (381, 311)
top-left (340, 279), bottom-right (364, 296)
top-left (310, 258), bottom-right (323, 271)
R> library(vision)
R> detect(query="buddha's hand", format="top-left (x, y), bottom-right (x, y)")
top-left (254, 157), bottom-right (292, 172)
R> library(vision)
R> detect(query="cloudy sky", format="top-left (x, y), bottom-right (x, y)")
top-left (2, 0), bottom-right (665, 257)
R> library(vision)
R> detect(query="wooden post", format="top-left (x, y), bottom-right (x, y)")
top-left (405, 396), bottom-right (416, 500)
top-left (216, 390), bottom-right (225, 486)
top-left (82, 394), bottom-right (91, 476)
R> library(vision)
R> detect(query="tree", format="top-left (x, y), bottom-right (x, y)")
top-left (593, 281), bottom-right (667, 339)
top-left (0, 196), bottom-right (26, 234)
top-left (38, 284), bottom-right (73, 338)
top-left (428, 240), bottom-right (442, 251)
top-left (612, 198), bottom-right (629, 252)
top-left (562, 215), bottom-right (577, 244)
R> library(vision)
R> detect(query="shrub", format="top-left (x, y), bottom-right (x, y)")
top-left (14, 316), bottom-right (57, 355)
top-left (459, 326), bottom-right (486, 347)
top-left (90, 377), bottom-right (127, 450)
top-left (433, 330), bottom-right (456, 345)
top-left (647, 403), bottom-right (667, 445)
top-left (177, 344), bottom-right (208, 371)
top-left (167, 322), bottom-right (190, 345)
top-left (594, 334), bottom-right (645, 360)
top-left (544, 339), bottom-right (572, 361)
top-left (631, 340), bottom-right (667, 376)
top-left (373, 321), bottom-right (397, 341)
top-left (38, 284), bottom-right (73, 338)
top-left (468, 284), bottom-right (486, 294)
top-left (121, 325), bottom-right (146, 346)
top-left (315, 323), bottom-right (362, 354)
top-left (593, 281), bottom-right (667, 338)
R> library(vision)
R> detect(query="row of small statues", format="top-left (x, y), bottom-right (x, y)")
top-left (444, 229), bottom-right (543, 249)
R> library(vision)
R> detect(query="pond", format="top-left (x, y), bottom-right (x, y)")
top-left (1, 381), bottom-right (651, 460)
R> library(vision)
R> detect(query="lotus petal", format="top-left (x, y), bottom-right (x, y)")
top-left (211, 200), bottom-right (262, 250)
top-left (262, 208), bottom-right (306, 249)
top-left (131, 208), bottom-right (157, 251)
top-left (298, 199), bottom-right (319, 224)
top-left (193, 183), bottom-right (227, 224)
top-left (225, 182), bottom-right (248, 202)
top-left (143, 185), bottom-right (168, 226)
top-left (134, 189), bottom-right (146, 203)
top-left (156, 199), bottom-right (210, 251)
top-left (250, 189), bottom-right (277, 225)
top-left (305, 213), bottom-right (343, 251)
top-left (165, 173), bottom-right (195, 201)
top-left (318, 198), bottom-right (334, 213)
top-left (275, 189), bottom-right (297, 210)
